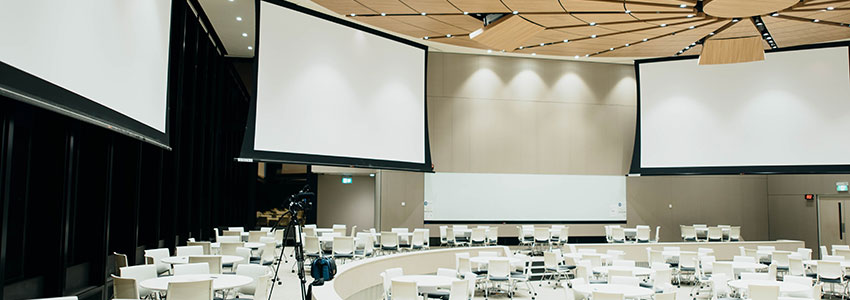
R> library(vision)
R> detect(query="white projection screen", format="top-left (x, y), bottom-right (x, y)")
top-left (0, 0), bottom-right (172, 146)
top-left (635, 44), bottom-right (850, 174)
top-left (424, 173), bottom-right (627, 222)
top-left (244, 0), bottom-right (430, 171)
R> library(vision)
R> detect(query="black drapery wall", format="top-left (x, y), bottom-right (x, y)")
top-left (0, 1), bottom-right (256, 299)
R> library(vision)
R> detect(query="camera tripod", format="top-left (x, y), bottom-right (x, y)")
top-left (268, 209), bottom-right (308, 300)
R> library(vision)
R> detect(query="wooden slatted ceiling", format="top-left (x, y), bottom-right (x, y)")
top-left (448, 0), bottom-right (510, 13)
top-left (764, 15), bottom-right (850, 47)
top-left (357, 0), bottom-right (417, 13)
top-left (316, 0), bottom-right (850, 58)
top-left (501, 0), bottom-right (566, 12)
top-left (400, 0), bottom-right (459, 13)
top-left (312, 0), bottom-right (375, 14)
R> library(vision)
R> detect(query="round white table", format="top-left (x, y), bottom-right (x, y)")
top-left (563, 253), bottom-right (614, 260)
top-left (804, 260), bottom-right (850, 268)
top-left (572, 283), bottom-right (654, 298)
top-left (140, 274), bottom-right (253, 291)
top-left (731, 261), bottom-right (769, 270)
top-left (593, 266), bottom-right (652, 276)
top-left (211, 242), bottom-right (264, 249)
top-left (469, 256), bottom-right (523, 267)
top-left (727, 280), bottom-right (809, 294)
top-left (161, 255), bottom-right (244, 265)
top-left (393, 275), bottom-right (457, 289)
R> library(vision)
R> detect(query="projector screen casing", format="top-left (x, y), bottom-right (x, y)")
top-left (0, 0), bottom-right (173, 148)
top-left (241, 0), bottom-right (432, 172)
top-left (630, 42), bottom-right (850, 175)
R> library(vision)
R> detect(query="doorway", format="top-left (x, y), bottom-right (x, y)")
top-left (818, 195), bottom-right (850, 257)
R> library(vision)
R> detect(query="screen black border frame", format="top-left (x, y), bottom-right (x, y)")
top-left (0, 1), bottom-right (174, 149)
top-left (241, 0), bottom-right (433, 172)
top-left (630, 40), bottom-right (850, 176)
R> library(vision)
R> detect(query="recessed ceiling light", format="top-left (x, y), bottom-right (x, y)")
top-left (585, 54), bottom-right (589, 57)
top-left (563, 39), bottom-right (569, 43)
top-left (609, 48), bottom-right (614, 50)
top-left (513, 11), bottom-right (519, 15)
top-left (350, 13), bottom-right (356, 17)
top-left (242, 32), bottom-right (248, 37)
top-left (591, 34), bottom-right (597, 38)
top-left (531, 53), bottom-right (536, 56)
top-left (228, 0), bottom-right (234, 2)
top-left (828, 6), bottom-right (835, 10)
top-left (679, 4), bottom-right (687, 8)
top-left (625, 43), bottom-right (630, 46)
top-left (766, 37), bottom-right (772, 40)
top-left (732, 18), bottom-right (740, 22)
top-left (771, 12), bottom-right (780, 17)
top-left (501, 50), bottom-right (505, 52)
top-left (446, 34), bottom-right (452, 37)
top-left (625, 10), bottom-right (631, 14)
top-left (487, 49), bottom-right (492, 53)
top-left (575, 55), bottom-right (580, 58)
top-left (643, 38), bottom-right (648, 42)
top-left (763, 32), bottom-right (769, 35)
top-left (421, 12), bottom-right (427, 16)
top-left (519, 46), bottom-right (524, 49)
top-left (660, 24), bottom-right (667, 27)
top-left (540, 43), bottom-right (545, 46)
top-left (381, 13), bottom-right (386, 16)
top-left (691, 42), bottom-right (696, 46)
top-left (423, 36), bottom-right (429, 40)
top-left (463, 11), bottom-right (469, 15)
top-left (589, 22), bottom-right (597, 26)
top-left (248, 46), bottom-right (253, 50)
top-left (813, 19), bottom-right (820, 22)
top-left (685, 46), bottom-right (690, 49)
top-left (709, 32), bottom-right (715, 35)
top-left (756, 22), bottom-right (763, 26)
top-left (689, 26), bottom-right (695, 29)
top-left (687, 14), bottom-right (694, 18)
top-left (236, 16), bottom-right (243, 21)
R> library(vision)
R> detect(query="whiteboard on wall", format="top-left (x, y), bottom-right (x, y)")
top-left (424, 173), bottom-right (627, 221)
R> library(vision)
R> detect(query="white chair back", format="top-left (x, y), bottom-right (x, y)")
top-left (610, 276), bottom-right (640, 286)
top-left (448, 279), bottom-right (469, 300)
top-left (236, 263), bottom-right (272, 295)
top-left (391, 279), bottom-right (419, 300)
top-left (119, 264), bottom-right (157, 298)
top-left (167, 279), bottom-right (213, 300)
top-left (142, 248), bottom-right (171, 274)
top-left (174, 262), bottom-right (210, 276)
top-left (592, 291), bottom-right (625, 300)
top-left (188, 255), bottom-right (222, 274)
top-left (749, 284), bottom-right (779, 300)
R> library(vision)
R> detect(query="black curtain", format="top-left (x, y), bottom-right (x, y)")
top-left (0, 1), bottom-right (255, 299)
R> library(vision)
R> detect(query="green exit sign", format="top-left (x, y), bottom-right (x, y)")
top-left (342, 176), bottom-right (353, 184)
top-left (838, 182), bottom-right (849, 192)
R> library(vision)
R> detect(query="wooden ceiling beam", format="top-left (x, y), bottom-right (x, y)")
top-left (519, 17), bottom-right (715, 50)
top-left (589, 19), bottom-right (725, 56)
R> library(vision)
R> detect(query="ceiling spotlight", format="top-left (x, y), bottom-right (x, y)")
top-left (381, 13), bottom-right (386, 16)
top-left (813, 19), bottom-right (820, 22)
top-left (501, 49), bottom-right (506, 52)
top-left (828, 6), bottom-right (835, 10)
top-left (575, 55), bottom-right (580, 58)
top-left (679, 4), bottom-right (687, 8)
top-left (446, 34), bottom-right (452, 37)
top-left (763, 32), bottom-right (769, 35)
top-left (585, 54), bottom-right (590, 57)
top-left (242, 32), bottom-right (248, 37)
top-left (687, 14), bottom-right (694, 18)
top-left (487, 49), bottom-right (492, 53)
top-left (771, 12), bottom-right (780, 17)
top-left (610, 47), bottom-right (614, 50)
top-left (643, 38), bottom-right (648, 42)
top-left (531, 53), bottom-right (537, 56)
top-left (709, 32), bottom-right (715, 35)
top-left (463, 11), bottom-right (469, 15)
top-left (563, 39), bottom-right (569, 43)
top-left (625, 10), bottom-right (631, 14)
top-left (691, 42), bottom-right (696, 46)
top-left (236, 16), bottom-right (243, 21)
top-left (756, 22), bottom-right (763, 26)
top-left (350, 13), bottom-right (356, 17)
top-left (519, 46), bottom-right (524, 49)
top-left (732, 18), bottom-right (740, 22)
top-left (660, 23), bottom-right (667, 27)
top-left (589, 22), bottom-right (597, 26)
top-left (513, 11), bottom-right (519, 14)
top-left (590, 34), bottom-right (597, 38)
top-left (625, 43), bottom-right (630, 46)
top-left (678, 50), bottom-right (683, 54)
top-left (228, 0), bottom-right (234, 2)
top-left (766, 37), bottom-right (772, 40)
top-left (540, 43), bottom-right (545, 46)
top-left (248, 46), bottom-right (253, 50)
top-left (689, 26), bottom-right (695, 29)
top-left (423, 36), bottom-right (429, 40)
top-left (421, 12), bottom-right (427, 16)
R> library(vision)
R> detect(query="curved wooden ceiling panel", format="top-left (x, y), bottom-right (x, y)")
top-left (324, 0), bottom-right (850, 58)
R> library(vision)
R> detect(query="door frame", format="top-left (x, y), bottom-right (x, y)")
top-left (817, 195), bottom-right (850, 256)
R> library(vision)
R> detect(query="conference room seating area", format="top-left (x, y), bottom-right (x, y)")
top-left (7, 0), bottom-right (850, 299)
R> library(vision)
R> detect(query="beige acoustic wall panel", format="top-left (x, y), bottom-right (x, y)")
top-left (471, 15), bottom-right (545, 51)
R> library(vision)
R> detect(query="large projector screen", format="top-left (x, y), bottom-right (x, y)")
top-left (241, 0), bottom-right (430, 171)
top-left (0, 0), bottom-right (172, 147)
top-left (424, 173), bottom-right (627, 222)
top-left (633, 43), bottom-right (850, 174)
